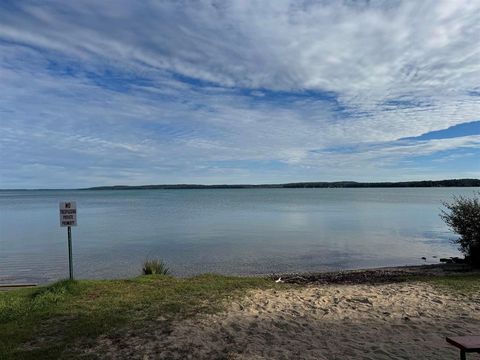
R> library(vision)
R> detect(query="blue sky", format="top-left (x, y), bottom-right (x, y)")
top-left (0, 0), bottom-right (479, 188)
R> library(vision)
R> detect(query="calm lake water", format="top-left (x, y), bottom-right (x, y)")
top-left (0, 188), bottom-right (478, 284)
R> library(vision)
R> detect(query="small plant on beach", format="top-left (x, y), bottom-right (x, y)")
top-left (440, 192), bottom-right (480, 267)
top-left (142, 259), bottom-right (170, 275)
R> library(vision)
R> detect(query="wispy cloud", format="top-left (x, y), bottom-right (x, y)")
top-left (0, 0), bottom-right (479, 187)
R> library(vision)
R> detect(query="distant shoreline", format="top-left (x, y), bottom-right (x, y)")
top-left (1, 178), bottom-right (479, 191)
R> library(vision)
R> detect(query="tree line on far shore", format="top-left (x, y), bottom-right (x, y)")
top-left (84, 178), bottom-right (480, 190)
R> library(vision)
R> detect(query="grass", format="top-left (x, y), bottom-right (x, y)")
top-left (142, 259), bottom-right (170, 275)
top-left (418, 273), bottom-right (480, 295)
top-left (0, 274), bottom-right (276, 360)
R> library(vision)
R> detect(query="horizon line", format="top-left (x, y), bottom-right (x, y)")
top-left (1, 178), bottom-right (479, 191)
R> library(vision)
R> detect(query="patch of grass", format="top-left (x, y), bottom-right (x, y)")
top-left (418, 273), bottom-right (480, 294)
top-left (0, 274), bottom-right (278, 359)
top-left (142, 259), bottom-right (170, 275)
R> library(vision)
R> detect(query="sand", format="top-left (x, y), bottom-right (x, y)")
top-left (92, 280), bottom-right (480, 359)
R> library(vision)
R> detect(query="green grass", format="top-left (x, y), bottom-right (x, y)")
top-left (0, 274), bottom-right (276, 360)
top-left (142, 259), bottom-right (170, 275)
top-left (417, 273), bottom-right (480, 295)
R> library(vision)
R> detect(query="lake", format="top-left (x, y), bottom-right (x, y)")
top-left (0, 188), bottom-right (478, 284)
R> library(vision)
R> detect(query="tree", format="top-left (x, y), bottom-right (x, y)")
top-left (440, 192), bottom-right (480, 267)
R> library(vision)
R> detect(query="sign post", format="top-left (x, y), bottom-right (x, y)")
top-left (67, 226), bottom-right (73, 280)
top-left (59, 201), bottom-right (77, 280)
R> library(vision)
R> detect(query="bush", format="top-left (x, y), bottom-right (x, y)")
top-left (142, 259), bottom-right (170, 275)
top-left (440, 192), bottom-right (480, 267)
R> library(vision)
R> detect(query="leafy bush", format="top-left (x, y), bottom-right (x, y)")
top-left (441, 192), bottom-right (480, 267)
top-left (142, 259), bottom-right (170, 275)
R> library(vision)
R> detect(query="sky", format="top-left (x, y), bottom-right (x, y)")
top-left (0, 0), bottom-right (479, 188)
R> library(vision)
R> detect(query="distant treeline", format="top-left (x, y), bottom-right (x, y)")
top-left (84, 179), bottom-right (480, 190)
top-left (282, 179), bottom-right (480, 188)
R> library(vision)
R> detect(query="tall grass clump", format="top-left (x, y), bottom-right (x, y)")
top-left (142, 259), bottom-right (170, 275)
top-left (31, 279), bottom-right (78, 309)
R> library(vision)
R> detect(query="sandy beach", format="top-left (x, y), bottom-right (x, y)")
top-left (92, 278), bottom-right (480, 359)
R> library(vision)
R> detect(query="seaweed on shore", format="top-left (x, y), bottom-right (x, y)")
top-left (271, 264), bottom-right (473, 285)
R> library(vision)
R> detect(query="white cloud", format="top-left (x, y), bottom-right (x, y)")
top-left (2, 1), bottom-right (479, 94)
top-left (0, 0), bottom-right (479, 186)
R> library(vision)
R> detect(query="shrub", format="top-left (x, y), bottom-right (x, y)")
top-left (440, 192), bottom-right (480, 267)
top-left (142, 259), bottom-right (170, 275)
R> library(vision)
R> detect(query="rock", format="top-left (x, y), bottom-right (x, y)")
top-left (439, 257), bottom-right (466, 264)
top-left (348, 297), bottom-right (372, 305)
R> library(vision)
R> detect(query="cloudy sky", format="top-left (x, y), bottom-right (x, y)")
top-left (1, 0), bottom-right (479, 188)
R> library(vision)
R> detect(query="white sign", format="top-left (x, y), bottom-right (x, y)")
top-left (59, 201), bottom-right (77, 227)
